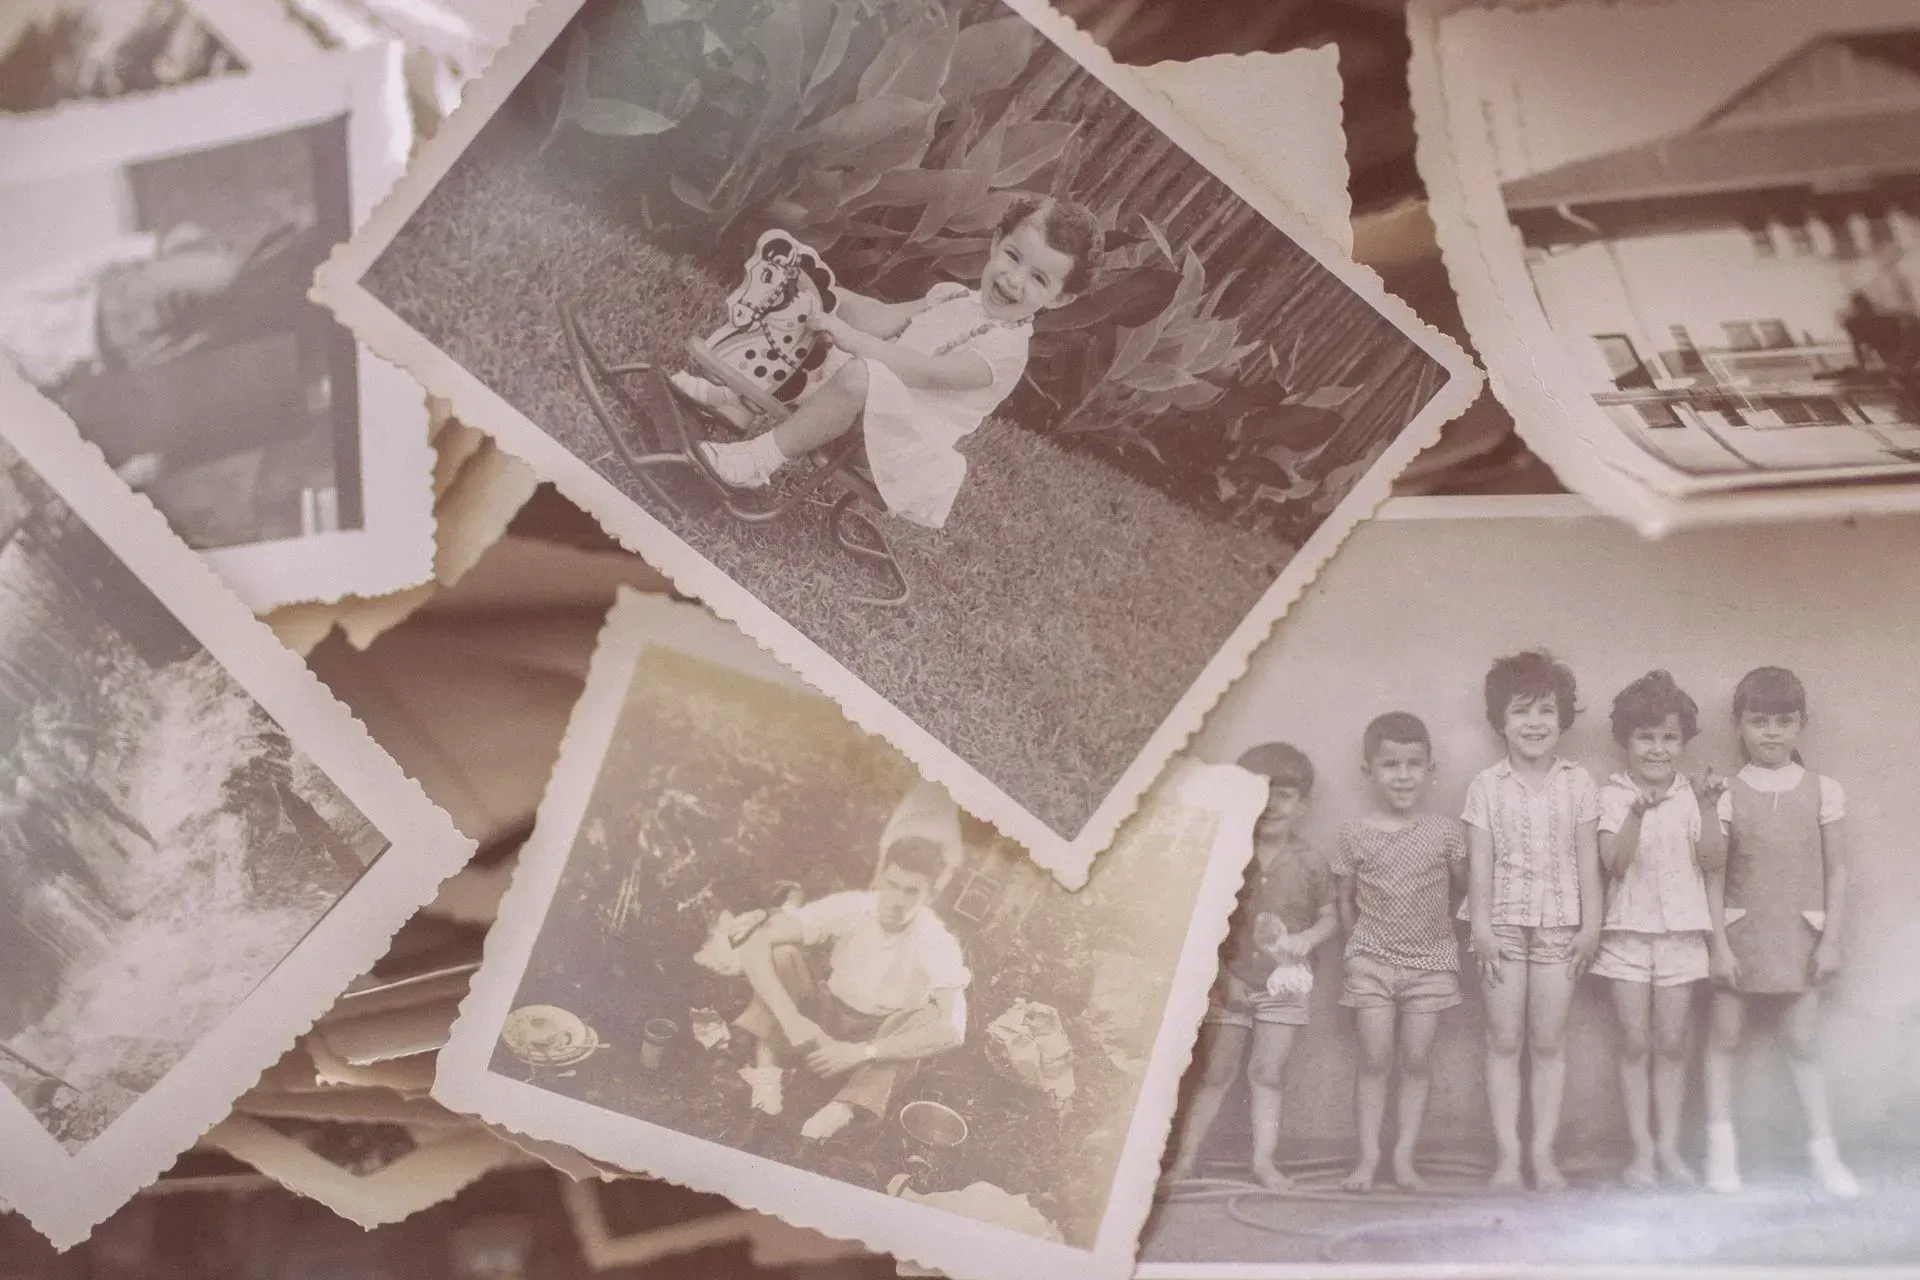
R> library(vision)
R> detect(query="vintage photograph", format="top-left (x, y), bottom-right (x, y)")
top-left (317, 0), bottom-right (1477, 877)
top-left (433, 592), bottom-right (1264, 1280)
top-left (1135, 494), bottom-right (1920, 1273)
top-left (0, 43), bottom-right (436, 611)
top-left (0, 0), bottom-right (319, 114)
top-left (1416, 0), bottom-right (1920, 533)
top-left (203, 1114), bottom-right (525, 1227)
top-left (0, 366), bottom-right (473, 1249)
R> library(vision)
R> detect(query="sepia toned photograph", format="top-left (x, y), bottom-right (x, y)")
top-left (1415, 0), bottom-right (1920, 534)
top-left (433, 591), bottom-right (1265, 1280)
top-left (0, 0), bottom-right (319, 114)
top-left (0, 365), bottom-right (474, 1250)
top-left (0, 43), bottom-right (435, 611)
top-left (316, 0), bottom-right (1478, 880)
top-left (203, 1114), bottom-right (525, 1228)
top-left (1136, 494), bottom-right (1920, 1274)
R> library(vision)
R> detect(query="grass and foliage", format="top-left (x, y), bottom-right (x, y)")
top-left (367, 140), bottom-right (1289, 835)
top-left (497, 648), bottom-right (1215, 1249)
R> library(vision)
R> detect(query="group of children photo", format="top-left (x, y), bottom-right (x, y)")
top-left (1169, 650), bottom-right (1861, 1200)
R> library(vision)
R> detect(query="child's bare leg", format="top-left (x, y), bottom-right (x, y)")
top-left (1784, 990), bottom-right (1859, 1196)
top-left (1247, 1022), bottom-right (1298, 1190)
top-left (1482, 955), bottom-right (1528, 1189)
top-left (698, 360), bottom-right (868, 488)
top-left (1526, 959), bottom-right (1577, 1190)
top-left (1392, 1010), bottom-right (1440, 1190)
top-left (770, 358), bottom-right (868, 457)
top-left (1344, 1006), bottom-right (1395, 1191)
top-left (1610, 977), bottom-right (1657, 1188)
top-left (1166, 1023), bottom-right (1247, 1181)
top-left (1703, 989), bottom-right (1745, 1192)
top-left (1651, 982), bottom-right (1697, 1185)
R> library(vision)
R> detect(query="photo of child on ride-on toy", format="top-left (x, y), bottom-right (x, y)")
top-left (671, 194), bottom-right (1100, 531)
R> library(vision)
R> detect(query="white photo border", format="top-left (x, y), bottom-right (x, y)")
top-left (431, 590), bottom-right (1268, 1280)
top-left (314, 0), bottom-right (1482, 885)
top-left (0, 363), bottom-right (475, 1249)
top-left (0, 42), bottom-right (436, 610)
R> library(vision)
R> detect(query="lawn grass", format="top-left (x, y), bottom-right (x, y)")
top-left (365, 126), bottom-right (1292, 837)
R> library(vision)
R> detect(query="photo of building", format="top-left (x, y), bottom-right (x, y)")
top-left (1504, 29), bottom-right (1920, 481)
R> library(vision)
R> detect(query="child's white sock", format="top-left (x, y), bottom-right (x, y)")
top-left (1808, 1136), bottom-right (1861, 1198)
top-left (698, 434), bottom-right (786, 489)
top-left (1704, 1121), bottom-right (1741, 1194)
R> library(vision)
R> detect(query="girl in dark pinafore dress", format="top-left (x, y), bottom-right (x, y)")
top-left (1702, 668), bottom-right (1859, 1198)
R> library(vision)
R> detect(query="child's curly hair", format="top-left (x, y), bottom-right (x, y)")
top-left (1483, 649), bottom-right (1579, 732)
top-left (1609, 669), bottom-right (1699, 745)
top-left (997, 193), bottom-right (1103, 295)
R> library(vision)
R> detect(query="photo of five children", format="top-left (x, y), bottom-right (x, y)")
top-left (1170, 650), bottom-right (1858, 1201)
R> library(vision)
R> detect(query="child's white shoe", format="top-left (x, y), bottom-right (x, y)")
top-left (1704, 1122), bottom-right (1742, 1194)
top-left (670, 372), bottom-right (756, 431)
top-left (699, 436), bottom-right (785, 489)
top-left (1809, 1137), bottom-right (1861, 1199)
top-left (739, 1065), bottom-right (784, 1116)
top-left (800, 1100), bottom-right (855, 1141)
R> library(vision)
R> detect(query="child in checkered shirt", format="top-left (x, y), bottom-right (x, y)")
top-left (1332, 712), bottom-right (1467, 1192)
top-left (1166, 743), bottom-right (1337, 1191)
top-left (1462, 650), bottom-right (1603, 1191)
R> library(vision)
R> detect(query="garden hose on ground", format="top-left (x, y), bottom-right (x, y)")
top-left (1162, 1151), bottom-right (1627, 1262)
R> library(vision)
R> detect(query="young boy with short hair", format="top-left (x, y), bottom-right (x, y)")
top-left (1332, 712), bottom-right (1466, 1192)
top-left (1165, 742), bottom-right (1336, 1191)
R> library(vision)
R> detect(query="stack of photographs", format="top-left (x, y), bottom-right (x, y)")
top-left (7, 1), bottom-right (1917, 1279)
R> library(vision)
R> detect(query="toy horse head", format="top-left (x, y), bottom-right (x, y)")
top-left (727, 229), bottom-right (838, 331)
top-left (705, 229), bottom-right (842, 405)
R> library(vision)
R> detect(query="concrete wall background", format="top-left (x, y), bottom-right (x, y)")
top-left (1184, 500), bottom-right (1920, 1171)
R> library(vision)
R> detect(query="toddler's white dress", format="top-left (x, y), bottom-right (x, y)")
top-left (857, 281), bottom-right (1030, 529)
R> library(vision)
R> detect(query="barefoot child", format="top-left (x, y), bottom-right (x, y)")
top-left (1165, 743), bottom-right (1336, 1191)
top-left (691, 195), bottom-right (1102, 529)
top-left (1703, 667), bottom-right (1859, 1198)
top-left (1462, 650), bottom-right (1602, 1191)
top-left (1593, 671), bottom-right (1726, 1189)
top-left (1332, 713), bottom-right (1466, 1192)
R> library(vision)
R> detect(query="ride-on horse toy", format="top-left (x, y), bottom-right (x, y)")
top-left (560, 229), bottom-right (909, 607)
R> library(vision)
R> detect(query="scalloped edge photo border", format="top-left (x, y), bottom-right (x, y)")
top-left (311, 0), bottom-right (1481, 885)
top-left (0, 361), bottom-right (474, 1249)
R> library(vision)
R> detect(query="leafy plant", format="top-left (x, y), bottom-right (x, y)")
top-left (539, 25), bottom-right (688, 151)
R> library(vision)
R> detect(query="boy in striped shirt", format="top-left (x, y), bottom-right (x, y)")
top-left (1332, 712), bottom-right (1467, 1192)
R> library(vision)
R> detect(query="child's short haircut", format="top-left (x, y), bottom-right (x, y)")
top-left (1731, 666), bottom-right (1807, 721)
top-left (1483, 648), bottom-right (1579, 731)
top-left (1609, 669), bottom-right (1700, 745)
top-left (1237, 742), bottom-right (1314, 797)
top-left (882, 835), bottom-right (948, 886)
top-left (1362, 711), bottom-right (1431, 762)
top-left (997, 194), bottom-right (1102, 295)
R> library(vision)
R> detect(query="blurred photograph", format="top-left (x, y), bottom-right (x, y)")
top-left (0, 44), bottom-right (434, 610)
top-left (0, 364), bottom-right (473, 1249)
top-left (1416, 0), bottom-right (1920, 532)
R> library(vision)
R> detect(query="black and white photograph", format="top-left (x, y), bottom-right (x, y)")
top-left (0, 0), bottom-right (320, 114)
top-left (203, 1113), bottom-right (525, 1227)
top-left (316, 0), bottom-right (1478, 880)
top-left (0, 365), bottom-right (473, 1249)
top-left (1136, 494), bottom-right (1920, 1274)
top-left (1415, 0), bottom-right (1920, 534)
top-left (0, 42), bottom-right (436, 611)
top-left (433, 592), bottom-right (1264, 1280)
